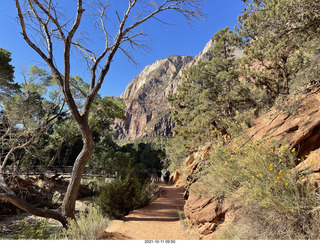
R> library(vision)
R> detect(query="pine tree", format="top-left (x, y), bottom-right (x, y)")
top-left (238, 0), bottom-right (320, 97)
top-left (0, 48), bottom-right (20, 99)
top-left (167, 27), bottom-right (253, 158)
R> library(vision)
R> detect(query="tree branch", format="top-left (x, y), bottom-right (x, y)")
top-left (0, 127), bottom-right (47, 171)
top-left (32, 0), bottom-right (67, 42)
top-left (0, 193), bottom-right (67, 227)
top-left (27, 0), bottom-right (53, 60)
top-left (14, 0), bottom-right (64, 88)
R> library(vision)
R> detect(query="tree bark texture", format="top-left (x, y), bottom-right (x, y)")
top-left (61, 120), bottom-right (94, 219)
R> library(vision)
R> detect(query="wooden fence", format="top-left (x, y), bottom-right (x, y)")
top-left (3, 166), bottom-right (119, 178)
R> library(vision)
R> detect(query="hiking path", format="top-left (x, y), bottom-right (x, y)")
top-left (102, 183), bottom-right (196, 240)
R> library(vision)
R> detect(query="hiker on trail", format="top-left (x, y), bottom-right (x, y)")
top-left (163, 170), bottom-right (170, 184)
top-left (156, 169), bottom-right (162, 182)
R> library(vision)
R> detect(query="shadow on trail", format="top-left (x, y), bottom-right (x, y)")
top-left (123, 216), bottom-right (180, 222)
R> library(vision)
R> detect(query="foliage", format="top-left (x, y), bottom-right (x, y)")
top-left (94, 169), bottom-right (157, 219)
top-left (81, 176), bottom-right (112, 194)
top-left (9, 207), bottom-right (109, 240)
top-left (166, 27), bottom-right (255, 168)
top-left (3, 66), bottom-right (61, 131)
top-left (291, 37), bottom-right (320, 94)
top-left (164, 135), bottom-right (189, 170)
top-left (90, 136), bottom-right (165, 174)
top-left (12, 217), bottom-right (53, 240)
top-left (238, 0), bottom-right (320, 97)
top-left (274, 94), bottom-right (302, 115)
top-left (0, 48), bottom-right (19, 99)
top-left (219, 204), bottom-right (320, 240)
top-left (0, 65), bottom-right (65, 170)
top-left (193, 136), bottom-right (320, 239)
top-left (0, 63), bottom-right (126, 169)
top-left (48, 95), bottom-right (126, 167)
top-left (56, 207), bottom-right (110, 240)
top-left (240, 0), bottom-right (320, 41)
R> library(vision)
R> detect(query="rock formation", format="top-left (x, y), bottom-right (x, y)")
top-left (114, 38), bottom-right (215, 141)
top-left (180, 86), bottom-right (320, 239)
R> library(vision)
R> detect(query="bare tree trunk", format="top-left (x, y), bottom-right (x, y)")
top-left (282, 68), bottom-right (290, 95)
top-left (281, 56), bottom-right (290, 95)
top-left (0, 169), bottom-right (15, 196)
top-left (61, 121), bottom-right (94, 219)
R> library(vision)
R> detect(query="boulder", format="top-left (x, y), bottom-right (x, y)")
top-left (172, 171), bottom-right (180, 184)
top-left (248, 91), bottom-right (320, 159)
top-left (184, 191), bottom-right (227, 238)
top-left (184, 155), bottom-right (194, 167)
top-left (294, 147), bottom-right (320, 173)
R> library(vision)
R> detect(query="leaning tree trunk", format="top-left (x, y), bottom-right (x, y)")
top-left (0, 166), bottom-right (68, 227)
top-left (0, 193), bottom-right (68, 227)
top-left (61, 120), bottom-right (94, 219)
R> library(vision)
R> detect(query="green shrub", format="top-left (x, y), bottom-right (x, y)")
top-left (82, 176), bottom-right (111, 193)
top-left (193, 136), bottom-right (320, 239)
top-left (219, 204), bottom-right (320, 240)
top-left (274, 94), bottom-right (302, 115)
top-left (56, 207), bottom-right (109, 240)
top-left (94, 170), bottom-right (156, 219)
top-left (12, 217), bottom-right (54, 240)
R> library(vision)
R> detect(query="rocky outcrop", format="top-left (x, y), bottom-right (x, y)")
top-left (248, 87), bottom-right (320, 185)
top-left (178, 143), bottom-right (225, 239)
top-left (181, 87), bottom-right (320, 239)
top-left (184, 193), bottom-right (225, 238)
top-left (114, 38), bottom-right (216, 141)
top-left (248, 90), bottom-right (320, 159)
top-left (180, 144), bottom-right (243, 240)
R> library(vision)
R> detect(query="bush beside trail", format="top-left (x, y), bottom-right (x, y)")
top-left (94, 169), bottom-right (157, 219)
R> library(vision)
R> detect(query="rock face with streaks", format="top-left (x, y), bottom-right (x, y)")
top-left (114, 55), bottom-right (193, 141)
top-left (114, 38), bottom-right (216, 141)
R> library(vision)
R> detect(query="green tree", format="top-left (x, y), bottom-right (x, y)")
top-left (237, 0), bottom-right (320, 97)
top-left (0, 65), bottom-right (66, 199)
top-left (167, 27), bottom-right (253, 161)
top-left (16, 66), bottom-right (126, 168)
top-left (0, 65), bottom-right (65, 166)
top-left (0, 48), bottom-right (20, 99)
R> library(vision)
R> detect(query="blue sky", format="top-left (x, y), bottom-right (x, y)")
top-left (0, 1), bottom-right (245, 97)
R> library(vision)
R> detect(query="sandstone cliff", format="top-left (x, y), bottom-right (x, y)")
top-left (179, 86), bottom-right (320, 239)
top-left (114, 55), bottom-right (193, 141)
top-left (114, 38), bottom-right (215, 141)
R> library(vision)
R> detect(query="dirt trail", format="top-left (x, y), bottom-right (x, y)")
top-left (103, 183), bottom-right (196, 240)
